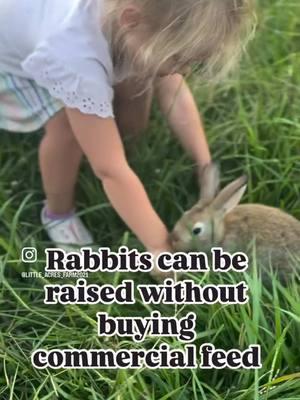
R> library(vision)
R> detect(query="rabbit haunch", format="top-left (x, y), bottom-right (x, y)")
top-left (171, 164), bottom-right (300, 271)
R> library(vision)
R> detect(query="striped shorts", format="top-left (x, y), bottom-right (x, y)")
top-left (0, 71), bottom-right (64, 133)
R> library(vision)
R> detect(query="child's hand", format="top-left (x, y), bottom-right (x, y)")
top-left (149, 244), bottom-right (179, 283)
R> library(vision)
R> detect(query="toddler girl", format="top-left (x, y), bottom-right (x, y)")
top-left (0, 0), bottom-right (254, 273)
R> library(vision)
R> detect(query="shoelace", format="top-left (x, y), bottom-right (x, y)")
top-left (67, 221), bottom-right (81, 242)
top-left (59, 228), bottom-right (71, 241)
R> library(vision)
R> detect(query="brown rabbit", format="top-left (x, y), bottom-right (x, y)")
top-left (171, 163), bottom-right (300, 274)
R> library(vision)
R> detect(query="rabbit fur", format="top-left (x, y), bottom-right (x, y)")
top-left (171, 163), bottom-right (300, 273)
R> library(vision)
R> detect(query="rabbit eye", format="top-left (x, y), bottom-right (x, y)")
top-left (193, 227), bottom-right (202, 235)
top-left (192, 223), bottom-right (205, 236)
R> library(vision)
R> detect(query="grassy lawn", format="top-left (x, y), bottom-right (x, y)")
top-left (1, 0), bottom-right (300, 399)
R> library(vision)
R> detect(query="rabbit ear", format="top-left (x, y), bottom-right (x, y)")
top-left (199, 162), bottom-right (220, 203)
top-left (212, 176), bottom-right (248, 215)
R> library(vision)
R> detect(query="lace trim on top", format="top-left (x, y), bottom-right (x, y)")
top-left (22, 55), bottom-right (114, 118)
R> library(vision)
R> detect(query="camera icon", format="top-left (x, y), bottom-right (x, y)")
top-left (22, 247), bottom-right (37, 263)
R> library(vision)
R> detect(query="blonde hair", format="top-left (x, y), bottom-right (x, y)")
top-left (103, 0), bottom-right (256, 83)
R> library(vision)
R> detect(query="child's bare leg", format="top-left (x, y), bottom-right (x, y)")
top-left (39, 109), bottom-right (83, 214)
top-left (114, 78), bottom-right (153, 139)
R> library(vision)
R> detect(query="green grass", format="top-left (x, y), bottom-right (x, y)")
top-left (1, 0), bottom-right (300, 399)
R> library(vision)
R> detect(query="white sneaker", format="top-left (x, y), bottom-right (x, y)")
top-left (41, 204), bottom-right (94, 252)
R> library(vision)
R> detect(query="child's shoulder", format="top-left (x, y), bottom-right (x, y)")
top-left (39, 0), bottom-right (113, 79)
top-left (21, 0), bottom-right (115, 118)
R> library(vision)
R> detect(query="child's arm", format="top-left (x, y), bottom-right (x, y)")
top-left (155, 74), bottom-right (211, 172)
top-left (66, 108), bottom-right (171, 253)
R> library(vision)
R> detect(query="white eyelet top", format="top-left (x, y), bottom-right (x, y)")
top-left (0, 0), bottom-right (115, 118)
